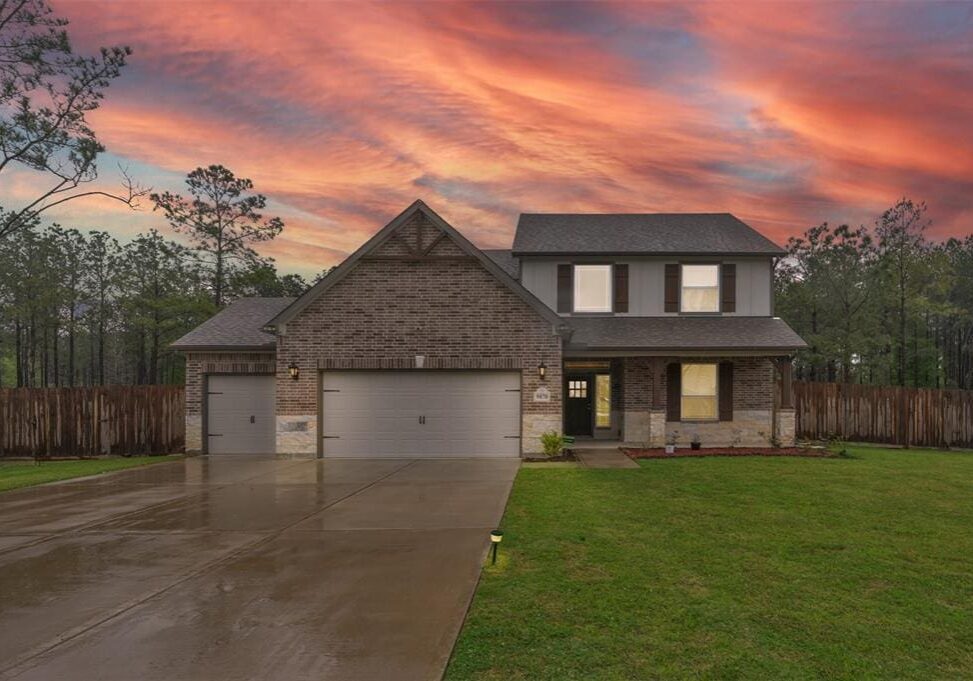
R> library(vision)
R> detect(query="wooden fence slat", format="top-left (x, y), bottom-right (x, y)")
top-left (793, 381), bottom-right (973, 448)
top-left (0, 386), bottom-right (185, 458)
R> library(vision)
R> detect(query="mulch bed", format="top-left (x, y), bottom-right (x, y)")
top-left (622, 446), bottom-right (835, 459)
top-left (523, 451), bottom-right (579, 463)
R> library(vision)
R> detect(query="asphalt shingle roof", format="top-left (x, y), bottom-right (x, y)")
top-left (171, 297), bottom-right (295, 350)
top-left (565, 316), bottom-right (806, 351)
top-left (513, 213), bottom-right (785, 256)
top-left (482, 249), bottom-right (520, 278)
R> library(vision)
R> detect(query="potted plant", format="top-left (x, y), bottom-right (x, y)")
top-left (665, 432), bottom-right (677, 455)
top-left (691, 434), bottom-right (702, 450)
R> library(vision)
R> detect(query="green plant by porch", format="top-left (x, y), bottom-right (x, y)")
top-left (539, 431), bottom-right (566, 457)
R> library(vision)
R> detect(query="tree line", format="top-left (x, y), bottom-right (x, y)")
top-left (0, 179), bottom-right (317, 387)
top-left (776, 199), bottom-right (973, 390)
top-left (0, 2), bottom-right (319, 388)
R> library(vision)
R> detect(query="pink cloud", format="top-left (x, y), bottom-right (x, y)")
top-left (15, 0), bottom-right (970, 274)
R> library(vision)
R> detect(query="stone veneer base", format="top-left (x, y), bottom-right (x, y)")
top-left (185, 414), bottom-right (202, 454)
top-left (276, 415), bottom-right (317, 457)
top-left (666, 410), bottom-right (775, 448)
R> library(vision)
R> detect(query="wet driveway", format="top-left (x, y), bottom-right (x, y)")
top-left (0, 456), bottom-right (518, 681)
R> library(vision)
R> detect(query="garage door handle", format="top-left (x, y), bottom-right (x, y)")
top-left (209, 434), bottom-right (223, 437)
top-left (250, 415), bottom-right (255, 424)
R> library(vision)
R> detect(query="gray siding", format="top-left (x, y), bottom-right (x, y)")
top-left (520, 256), bottom-right (773, 317)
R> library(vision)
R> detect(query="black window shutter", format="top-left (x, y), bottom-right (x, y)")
top-left (719, 361), bottom-right (734, 421)
top-left (664, 264), bottom-right (679, 313)
top-left (721, 264), bottom-right (736, 313)
top-left (557, 264), bottom-right (572, 313)
top-left (666, 362), bottom-right (681, 421)
top-left (613, 264), bottom-right (629, 313)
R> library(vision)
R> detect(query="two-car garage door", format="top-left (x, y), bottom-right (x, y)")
top-left (321, 371), bottom-right (521, 458)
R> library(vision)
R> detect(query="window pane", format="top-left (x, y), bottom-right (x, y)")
top-left (573, 265), bottom-right (611, 312)
top-left (680, 264), bottom-right (719, 312)
top-left (682, 396), bottom-right (717, 419)
top-left (595, 374), bottom-right (611, 428)
top-left (682, 265), bottom-right (718, 287)
top-left (681, 287), bottom-right (719, 312)
top-left (681, 364), bottom-right (717, 419)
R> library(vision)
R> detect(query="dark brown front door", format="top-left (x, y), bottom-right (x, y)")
top-left (564, 375), bottom-right (593, 436)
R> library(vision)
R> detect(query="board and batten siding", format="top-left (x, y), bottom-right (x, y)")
top-left (519, 257), bottom-right (772, 316)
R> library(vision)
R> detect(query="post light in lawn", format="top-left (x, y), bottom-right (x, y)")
top-left (490, 530), bottom-right (503, 564)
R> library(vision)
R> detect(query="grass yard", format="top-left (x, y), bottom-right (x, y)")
top-left (447, 445), bottom-right (973, 680)
top-left (0, 455), bottom-right (182, 492)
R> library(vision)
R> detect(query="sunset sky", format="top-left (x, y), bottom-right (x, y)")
top-left (6, 1), bottom-right (972, 276)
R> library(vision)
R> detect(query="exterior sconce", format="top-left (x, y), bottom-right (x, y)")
top-left (288, 363), bottom-right (299, 381)
top-left (538, 362), bottom-right (547, 380)
top-left (490, 530), bottom-right (504, 565)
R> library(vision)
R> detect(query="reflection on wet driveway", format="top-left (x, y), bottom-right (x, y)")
top-left (0, 456), bottom-right (518, 681)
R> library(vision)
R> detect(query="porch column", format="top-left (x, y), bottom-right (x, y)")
top-left (775, 356), bottom-right (796, 446)
top-left (778, 357), bottom-right (794, 409)
top-left (648, 358), bottom-right (667, 447)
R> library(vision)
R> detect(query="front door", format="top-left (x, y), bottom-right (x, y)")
top-left (564, 375), bottom-right (593, 436)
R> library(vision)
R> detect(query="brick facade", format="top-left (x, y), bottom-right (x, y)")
top-left (275, 212), bottom-right (563, 455)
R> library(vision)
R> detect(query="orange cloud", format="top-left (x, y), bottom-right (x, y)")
top-left (12, 0), bottom-right (970, 275)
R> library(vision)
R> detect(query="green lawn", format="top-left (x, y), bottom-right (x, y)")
top-left (447, 446), bottom-right (973, 680)
top-left (0, 455), bottom-right (182, 492)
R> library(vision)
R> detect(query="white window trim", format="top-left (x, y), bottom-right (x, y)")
top-left (680, 362), bottom-right (719, 421)
top-left (679, 263), bottom-right (721, 314)
top-left (573, 264), bottom-right (613, 313)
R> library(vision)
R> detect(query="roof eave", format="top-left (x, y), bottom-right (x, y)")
top-left (171, 344), bottom-right (277, 352)
top-left (511, 250), bottom-right (786, 258)
top-left (564, 344), bottom-right (806, 354)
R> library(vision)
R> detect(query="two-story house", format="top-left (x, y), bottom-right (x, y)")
top-left (173, 200), bottom-right (806, 457)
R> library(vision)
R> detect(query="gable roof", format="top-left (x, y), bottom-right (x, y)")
top-left (171, 297), bottom-right (294, 350)
top-left (482, 249), bottom-right (519, 278)
top-left (565, 316), bottom-right (806, 352)
top-left (267, 200), bottom-right (564, 329)
top-left (512, 213), bottom-right (785, 256)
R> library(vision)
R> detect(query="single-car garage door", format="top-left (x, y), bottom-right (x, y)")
top-left (321, 371), bottom-right (521, 458)
top-left (206, 375), bottom-right (276, 454)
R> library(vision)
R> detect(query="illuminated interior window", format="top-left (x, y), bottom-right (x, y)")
top-left (568, 380), bottom-right (587, 398)
top-left (573, 265), bottom-right (612, 312)
top-left (681, 264), bottom-right (719, 313)
top-left (595, 374), bottom-right (611, 428)
top-left (681, 363), bottom-right (717, 419)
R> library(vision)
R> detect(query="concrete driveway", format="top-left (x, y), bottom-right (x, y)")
top-left (0, 456), bottom-right (518, 681)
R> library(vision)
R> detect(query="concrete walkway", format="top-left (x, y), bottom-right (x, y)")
top-left (574, 448), bottom-right (640, 469)
top-left (0, 456), bottom-right (518, 681)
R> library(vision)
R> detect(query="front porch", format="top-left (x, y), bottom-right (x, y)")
top-left (561, 356), bottom-right (796, 449)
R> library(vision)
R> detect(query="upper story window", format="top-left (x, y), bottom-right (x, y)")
top-left (573, 265), bottom-right (612, 312)
top-left (681, 264), bottom-right (719, 313)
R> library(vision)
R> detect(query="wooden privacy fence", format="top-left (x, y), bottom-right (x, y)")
top-left (793, 381), bottom-right (973, 448)
top-left (0, 386), bottom-right (185, 457)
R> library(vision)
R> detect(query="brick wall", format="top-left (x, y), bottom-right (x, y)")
top-left (184, 351), bottom-right (276, 415)
top-left (275, 213), bottom-right (563, 454)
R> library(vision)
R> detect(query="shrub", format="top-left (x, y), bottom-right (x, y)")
top-left (540, 431), bottom-right (565, 457)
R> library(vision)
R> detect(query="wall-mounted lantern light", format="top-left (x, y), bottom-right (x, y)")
top-left (538, 362), bottom-right (547, 380)
top-left (490, 529), bottom-right (504, 565)
top-left (288, 363), bottom-right (300, 381)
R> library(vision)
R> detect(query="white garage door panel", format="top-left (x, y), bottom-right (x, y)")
top-left (207, 375), bottom-right (276, 454)
top-left (321, 371), bottom-right (521, 458)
